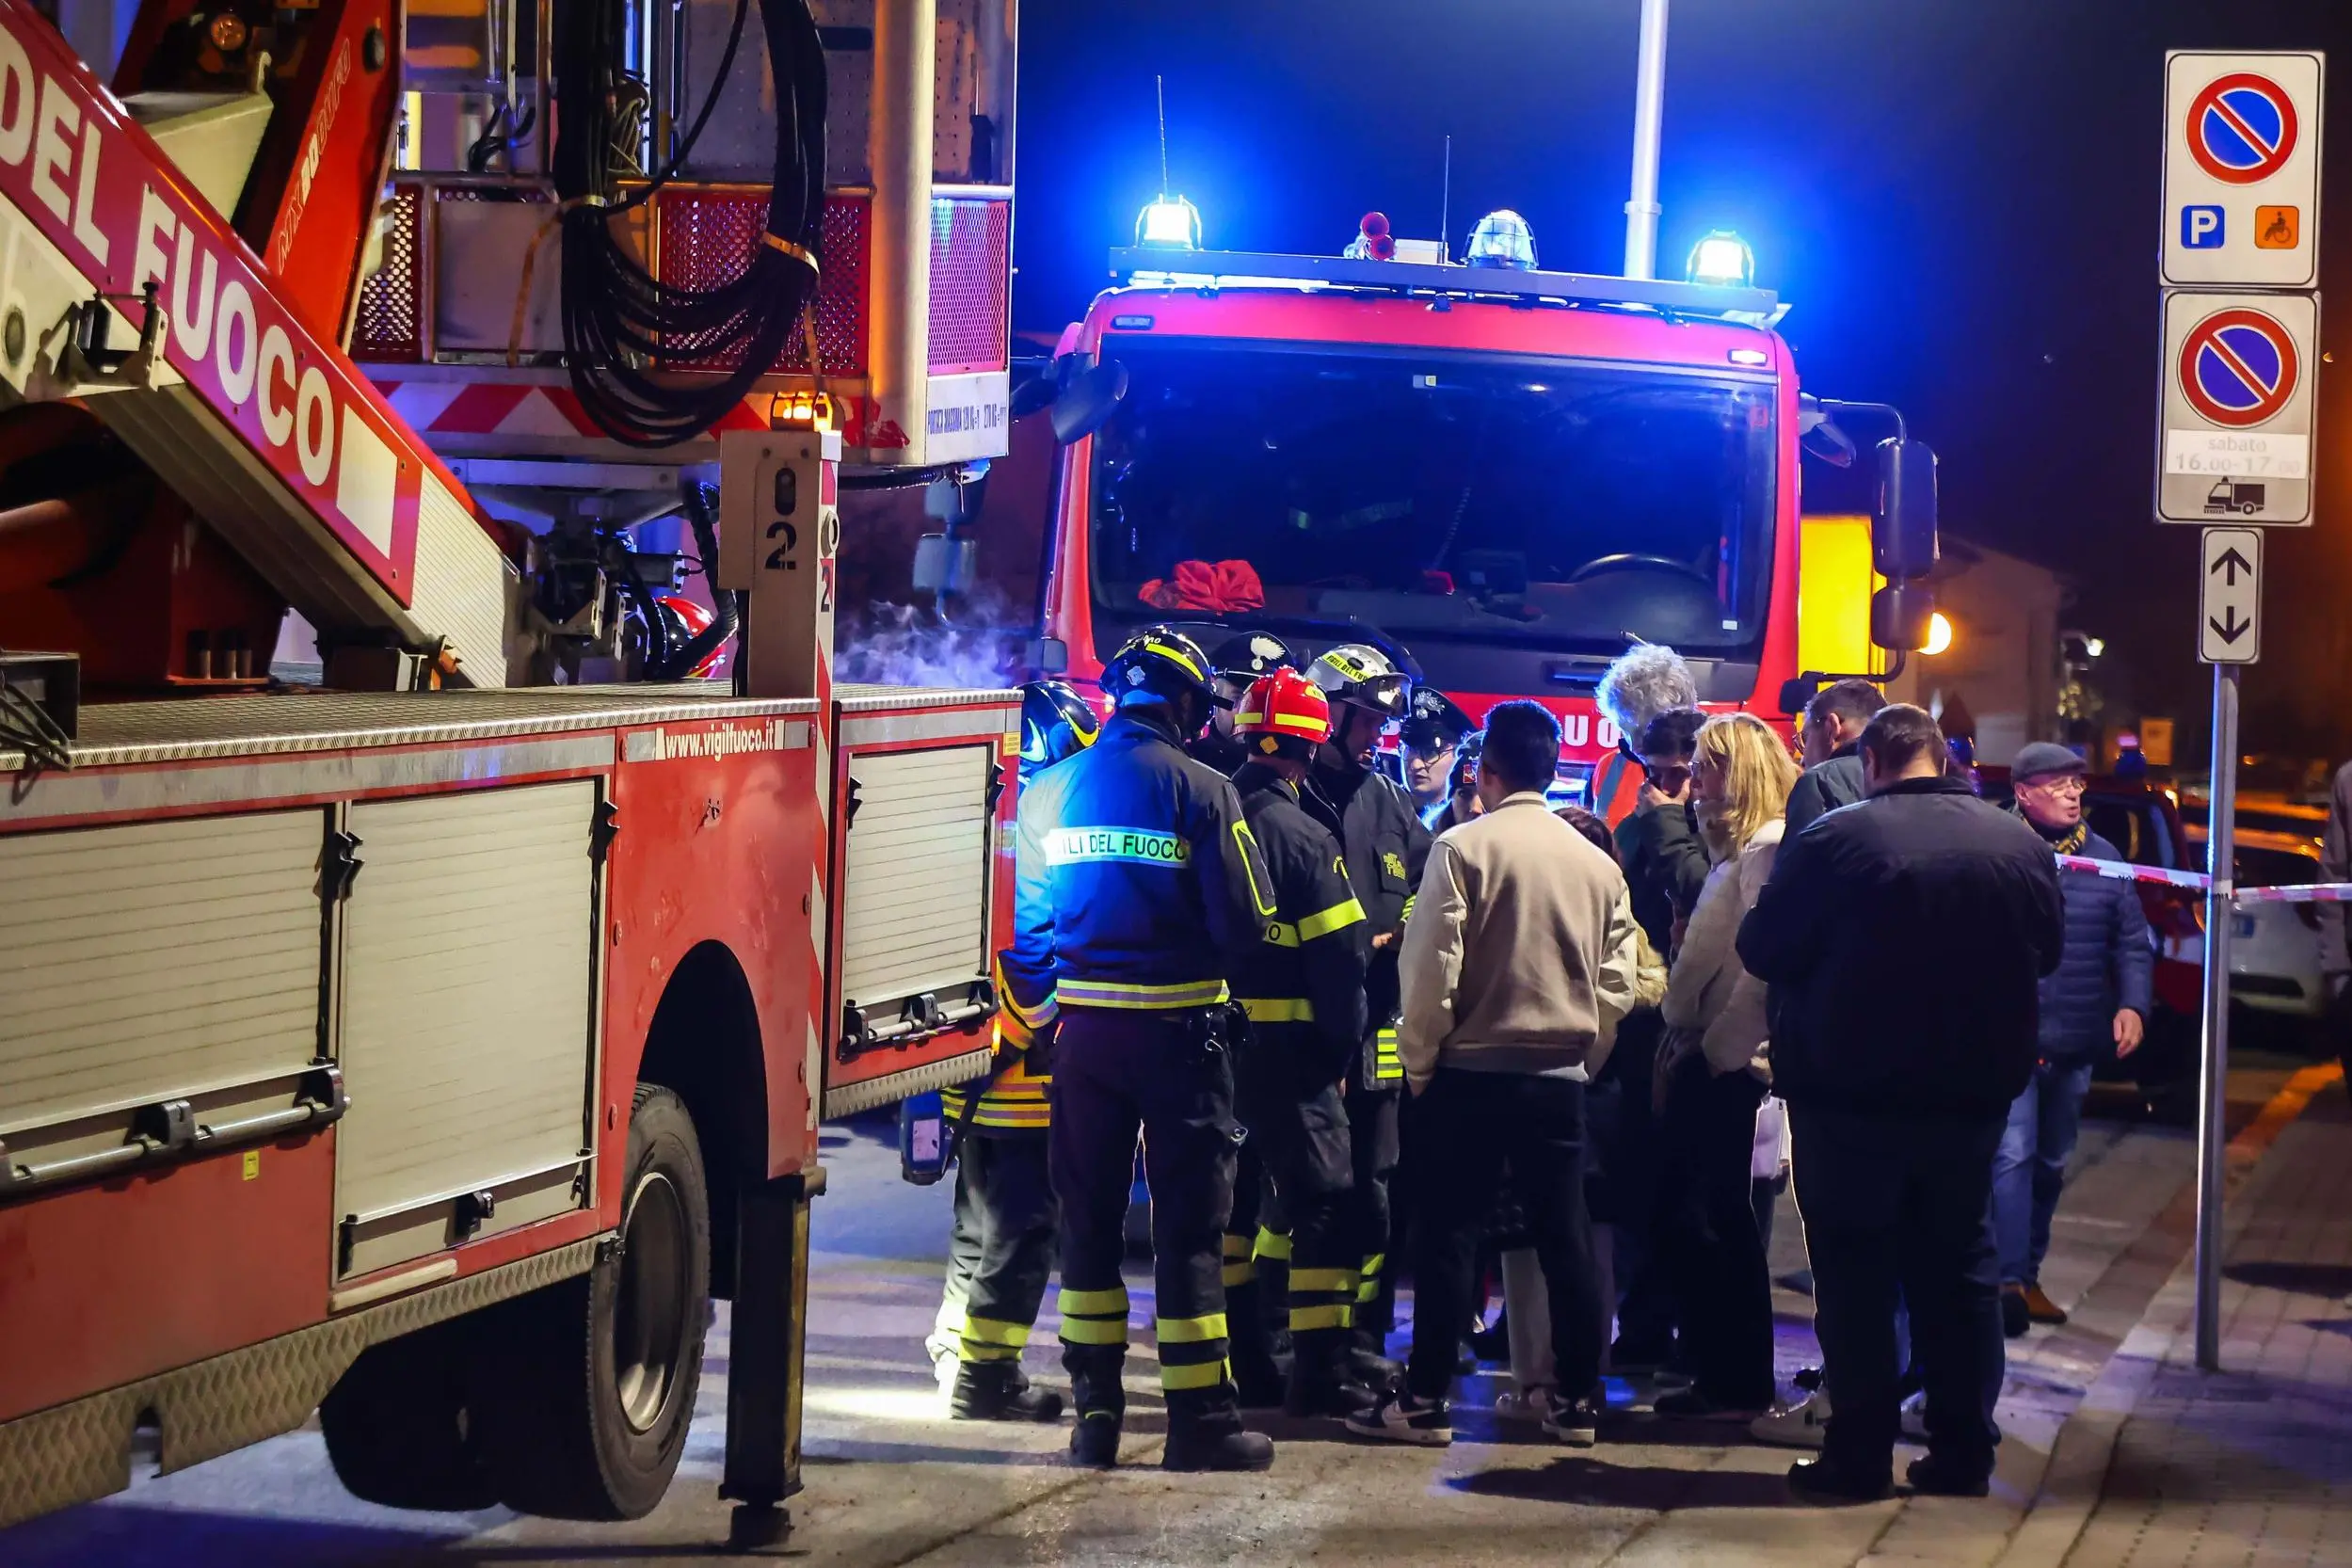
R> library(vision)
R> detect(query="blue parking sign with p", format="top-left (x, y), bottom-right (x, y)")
top-left (2182, 205), bottom-right (2226, 248)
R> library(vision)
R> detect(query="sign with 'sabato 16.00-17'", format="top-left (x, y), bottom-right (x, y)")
top-left (2157, 291), bottom-right (2316, 525)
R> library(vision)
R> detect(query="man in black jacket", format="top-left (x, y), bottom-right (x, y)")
top-left (1227, 668), bottom-right (1374, 1417)
top-left (1738, 705), bottom-right (2065, 1503)
top-left (1784, 679), bottom-right (1881, 837)
top-left (1607, 705), bottom-right (1707, 1370)
top-left (1305, 644), bottom-right (1432, 1379)
top-left (1995, 744), bottom-right (2151, 1337)
top-left (1615, 709), bottom-right (1710, 952)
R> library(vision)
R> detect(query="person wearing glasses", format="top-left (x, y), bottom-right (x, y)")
top-left (1615, 709), bottom-right (1710, 954)
top-left (1400, 687), bottom-right (1478, 824)
top-left (1602, 706), bottom-right (1709, 1376)
top-left (1995, 743), bottom-right (2151, 1339)
top-left (1785, 680), bottom-right (1884, 837)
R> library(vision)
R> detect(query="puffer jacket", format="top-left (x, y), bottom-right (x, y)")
top-left (1662, 820), bottom-right (1782, 1079)
top-left (2033, 824), bottom-right (2154, 1060)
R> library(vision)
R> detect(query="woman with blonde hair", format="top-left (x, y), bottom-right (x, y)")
top-left (1650, 712), bottom-right (1800, 1418)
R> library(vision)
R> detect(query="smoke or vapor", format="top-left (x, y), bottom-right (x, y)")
top-left (836, 592), bottom-right (1025, 691)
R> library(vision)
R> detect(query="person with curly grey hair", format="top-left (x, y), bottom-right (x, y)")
top-left (1592, 645), bottom-right (1701, 822)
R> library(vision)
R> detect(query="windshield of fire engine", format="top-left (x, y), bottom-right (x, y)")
top-left (1088, 340), bottom-right (1777, 658)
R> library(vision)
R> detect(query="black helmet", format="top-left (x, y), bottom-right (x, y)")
top-left (1399, 686), bottom-right (1475, 751)
top-left (1209, 631), bottom-right (1300, 689)
top-left (1307, 643), bottom-right (1409, 718)
top-left (1018, 680), bottom-right (1100, 778)
top-left (1102, 626), bottom-right (1218, 709)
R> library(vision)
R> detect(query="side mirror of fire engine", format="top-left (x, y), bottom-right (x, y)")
top-left (1011, 367), bottom-right (1060, 421)
top-left (1870, 581), bottom-right (1938, 653)
top-left (1871, 438), bottom-right (1939, 583)
top-left (1050, 360), bottom-right (1130, 444)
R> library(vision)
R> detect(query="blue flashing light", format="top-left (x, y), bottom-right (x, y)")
top-left (1136, 194), bottom-right (1202, 249)
top-left (1465, 209), bottom-right (1536, 270)
top-left (1687, 229), bottom-right (1756, 289)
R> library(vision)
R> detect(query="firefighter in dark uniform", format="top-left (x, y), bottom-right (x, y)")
top-left (1225, 668), bottom-right (1377, 1417)
top-left (1188, 632), bottom-right (1300, 776)
top-left (1002, 627), bottom-right (1281, 1473)
top-left (933, 680), bottom-right (1100, 1422)
top-left (1185, 630), bottom-right (1302, 1401)
top-left (1304, 644), bottom-right (1432, 1381)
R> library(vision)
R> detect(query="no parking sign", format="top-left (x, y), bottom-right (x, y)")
top-left (2162, 53), bottom-right (2323, 288)
top-left (2158, 293), bottom-right (2316, 525)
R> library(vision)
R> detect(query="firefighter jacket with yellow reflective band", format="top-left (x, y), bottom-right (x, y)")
top-left (1306, 753), bottom-right (1432, 1089)
top-left (940, 955), bottom-right (1051, 1133)
top-left (1001, 706), bottom-right (1278, 1018)
top-left (1227, 760), bottom-right (1371, 1092)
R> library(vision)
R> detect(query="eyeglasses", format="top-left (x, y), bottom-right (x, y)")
top-left (2025, 775), bottom-right (2088, 797)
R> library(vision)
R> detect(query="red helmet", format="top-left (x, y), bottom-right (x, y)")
top-left (655, 595), bottom-right (726, 680)
top-left (1234, 667), bottom-right (1332, 758)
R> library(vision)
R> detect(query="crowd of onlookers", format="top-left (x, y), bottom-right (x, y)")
top-left (1362, 647), bottom-right (2152, 1502)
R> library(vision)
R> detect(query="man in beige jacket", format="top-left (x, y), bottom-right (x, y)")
top-left (1346, 701), bottom-right (1651, 1450)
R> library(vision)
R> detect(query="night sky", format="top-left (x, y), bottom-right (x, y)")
top-left (1009, 0), bottom-right (2352, 767)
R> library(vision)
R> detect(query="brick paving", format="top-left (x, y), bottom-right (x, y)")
top-left (2046, 1085), bottom-right (2352, 1568)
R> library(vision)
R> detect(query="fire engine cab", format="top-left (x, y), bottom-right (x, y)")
top-left (1009, 206), bottom-right (1942, 810)
top-left (0, 0), bottom-right (1017, 1544)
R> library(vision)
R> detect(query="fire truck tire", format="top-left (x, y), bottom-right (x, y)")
top-left (473, 1084), bottom-right (712, 1520)
top-left (319, 1317), bottom-right (499, 1511)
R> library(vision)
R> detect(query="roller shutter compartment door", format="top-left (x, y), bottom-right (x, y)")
top-left (839, 745), bottom-right (993, 1012)
top-left (334, 781), bottom-right (599, 1274)
top-left (0, 811), bottom-right (323, 1139)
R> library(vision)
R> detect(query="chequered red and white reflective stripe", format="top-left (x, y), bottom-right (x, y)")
top-left (373, 379), bottom-right (769, 440)
top-left (2057, 853), bottom-right (2352, 904)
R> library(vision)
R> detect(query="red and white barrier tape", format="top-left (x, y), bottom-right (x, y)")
top-left (2055, 854), bottom-right (2211, 891)
top-left (2056, 853), bottom-right (2352, 904)
top-left (2234, 883), bottom-right (2352, 905)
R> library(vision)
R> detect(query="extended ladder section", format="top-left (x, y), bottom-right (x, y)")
top-left (0, 2), bottom-right (513, 683)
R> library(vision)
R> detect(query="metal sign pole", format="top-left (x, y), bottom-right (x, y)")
top-left (2194, 660), bottom-right (2240, 1371)
top-left (1623, 0), bottom-right (1670, 280)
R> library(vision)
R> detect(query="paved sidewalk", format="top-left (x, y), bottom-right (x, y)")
top-left (2004, 1066), bottom-right (2352, 1568)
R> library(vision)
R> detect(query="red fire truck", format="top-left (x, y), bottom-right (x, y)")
top-left (0, 0), bottom-right (1018, 1545)
top-left (1010, 217), bottom-right (1941, 809)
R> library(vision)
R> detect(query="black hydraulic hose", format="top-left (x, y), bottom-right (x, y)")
top-left (646, 484), bottom-right (740, 680)
top-left (552, 0), bottom-right (826, 448)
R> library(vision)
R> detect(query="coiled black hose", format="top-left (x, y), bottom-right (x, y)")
top-left (552, 0), bottom-right (827, 448)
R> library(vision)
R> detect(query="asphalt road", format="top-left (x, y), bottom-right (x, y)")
top-left (0, 1056), bottom-right (2310, 1568)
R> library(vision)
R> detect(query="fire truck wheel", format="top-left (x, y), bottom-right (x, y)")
top-left (474, 1084), bottom-right (712, 1520)
top-left (319, 1318), bottom-right (499, 1511)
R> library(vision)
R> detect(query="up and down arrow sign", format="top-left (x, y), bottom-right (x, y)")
top-left (2200, 527), bottom-right (2264, 664)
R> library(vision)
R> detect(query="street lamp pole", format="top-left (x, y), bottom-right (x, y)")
top-left (1624, 0), bottom-right (1670, 280)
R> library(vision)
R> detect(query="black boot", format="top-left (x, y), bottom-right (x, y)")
top-left (1351, 1322), bottom-right (1402, 1389)
top-left (1225, 1275), bottom-right (1288, 1409)
top-left (1063, 1344), bottom-right (1126, 1466)
top-left (1069, 1411), bottom-right (1121, 1469)
top-left (951, 1360), bottom-right (1065, 1423)
top-left (1163, 1420), bottom-right (1275, 1472)
top-left (1284, 1328), bottom-right (1377, 1419)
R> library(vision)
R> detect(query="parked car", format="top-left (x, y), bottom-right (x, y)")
top-left (2180, 791), bottom-right (2328, 840)
top-left (2184, 824), bottom-right (2330, 1040)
